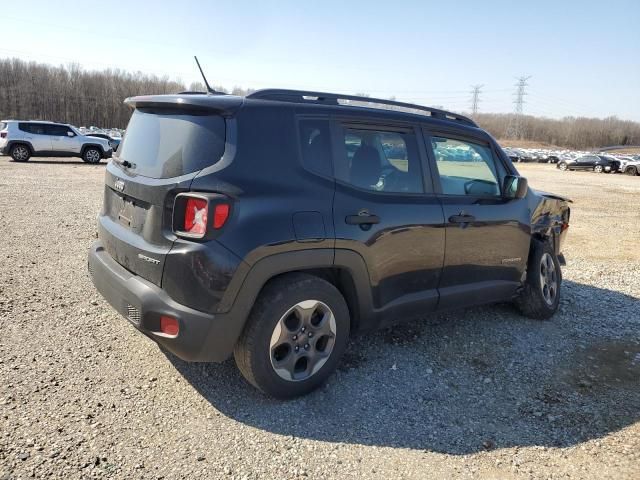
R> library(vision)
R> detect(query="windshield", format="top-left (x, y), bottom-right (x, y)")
top-left (116, 108), bottom-right (226, 179)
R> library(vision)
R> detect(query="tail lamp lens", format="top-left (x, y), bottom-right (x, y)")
top-left (213, 204), bottom-right (230, 229)
top-left (175, 194), bottom-right (230, 238)
top-left (0, 132), bottom-right (6, 138)
top-left (184, 198), bottom-right (208, 235)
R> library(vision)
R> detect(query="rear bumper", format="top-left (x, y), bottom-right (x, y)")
top-left (88, 240), bottom-right (240, 362)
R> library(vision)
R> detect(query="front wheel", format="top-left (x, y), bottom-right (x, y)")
top-left (593, 165), bottom-right (604, 173)
top-left (626, 166), bottom-right (638, 176)
top-left (558, 162), bottom-right (568, 171)
top-left (82, 147), bottom-right (102, 164)
top-left (515, 240), bottom-right (562, 320)
top-left (234, 273), bottom-right (350, 399)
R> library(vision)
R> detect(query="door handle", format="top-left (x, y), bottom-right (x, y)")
top-left (345, 213), bottom-right (380, 225)
top-left (448, 213), bottom-right (476, 224)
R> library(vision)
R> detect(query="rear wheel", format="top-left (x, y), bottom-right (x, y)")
top-left (593, 165), bottom-right (603, 173)
top-left (626, 166), bottom-right (638, 176)
top-left (558, 162), bottom-right (568, 171)
top-left (234, 273), bottom-right (350, 399)
top-left (10, 144), bottom-right (31, 162)
top-left (515, 239), bottom-right (562, 320)
top-left (83, 147), bottom-right (102, 164)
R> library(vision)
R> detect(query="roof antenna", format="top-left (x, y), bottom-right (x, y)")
top-left (194, 56), bottom-right (219, 94)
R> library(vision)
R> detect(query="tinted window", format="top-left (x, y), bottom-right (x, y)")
top-left (46, 125), bottom-right (70, 136)
top-left (117, 109), bottom-right (226, 179)
top-left (430, 136), bottom-right (503, 196)
top-left (19, 123), bottom-right (47, 135)
top-left (298, 119), bottom-right (332, 177)
top-left (335, 127), bottom-right (423, 194)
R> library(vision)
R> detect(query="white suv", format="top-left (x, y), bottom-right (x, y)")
top-left (0, 120), bottom-right (112, 163)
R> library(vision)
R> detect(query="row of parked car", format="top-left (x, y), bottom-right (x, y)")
top-left (502, 146), bottom-right (640, 176)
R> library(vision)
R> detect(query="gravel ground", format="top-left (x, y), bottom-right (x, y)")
top-left (1, 157), bottom-right (639, 479)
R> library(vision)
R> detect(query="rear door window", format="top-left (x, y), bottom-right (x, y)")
top-left (116, 109), bottom-right (226, 179)
top-left (19, 123), bottom-right (47, 135)
top-left (334, 126), bottom-right (424, 194)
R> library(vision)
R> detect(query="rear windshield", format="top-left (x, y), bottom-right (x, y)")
top-left (116, 108), bottom-right (226, 179)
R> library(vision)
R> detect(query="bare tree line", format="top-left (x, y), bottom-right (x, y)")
top-left (475, 113), bottom-right (640, 150)
top-left (1, 57), bottom-right (638, 149)
top-left (0, 58), bottom-right (254, 129)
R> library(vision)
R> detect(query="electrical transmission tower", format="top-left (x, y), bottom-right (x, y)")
top-left (470, 84), bottom-right (483, 116)
top-left (506, 76), bottom-right (531, 139)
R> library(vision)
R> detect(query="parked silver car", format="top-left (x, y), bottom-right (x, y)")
top-left (616, 156), bottom-right (640, 176)
top-left (0, 120), bottom-right (112, 163)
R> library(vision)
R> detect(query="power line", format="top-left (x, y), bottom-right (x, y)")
top-left (470, 84), bottom-right (484, 116)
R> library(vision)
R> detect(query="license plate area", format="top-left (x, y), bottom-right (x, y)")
top-left (118, 198), bottom-right (135, 227)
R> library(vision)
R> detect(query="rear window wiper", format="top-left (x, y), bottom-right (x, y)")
top-left (112, 157), bottom-right (135, 169)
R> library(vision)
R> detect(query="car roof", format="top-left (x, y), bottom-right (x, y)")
top-left (4, 119), bottom-right (73, 127)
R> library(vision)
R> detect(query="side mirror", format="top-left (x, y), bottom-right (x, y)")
top-left (67, 131), bottom-right (75, 137)
top-left (503, 175), bottom-right (528, 199)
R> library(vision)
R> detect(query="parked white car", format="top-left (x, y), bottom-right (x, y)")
top-left (0, 120), bottom-right (112, 163)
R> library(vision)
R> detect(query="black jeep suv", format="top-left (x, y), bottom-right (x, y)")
top-left (88, 89), bottom-right (571, 398)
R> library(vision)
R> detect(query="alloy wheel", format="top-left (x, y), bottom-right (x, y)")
top-left (85, 149), bottom-right (101, 163)
top-left (269, 300), bottom-right (337, 382)
top-left (12, 146), bottom-right (29, 161)
top-left (539, 253), bottom-right (558, 306)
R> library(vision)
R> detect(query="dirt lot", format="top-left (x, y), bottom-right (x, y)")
top-left (1, 158), bottom-right (638, 479)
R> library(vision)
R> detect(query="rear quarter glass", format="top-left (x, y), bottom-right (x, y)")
top-left (117, 108), bottom-right (226, 179)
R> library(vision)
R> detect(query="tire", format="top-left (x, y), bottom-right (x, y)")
top-left (558, 162), bottom-right (568, 171)
top-left (626, 166), bottom-right (638, 176)
top-left (515, 239), bottom-right (562, 320)
top-left (82, 147), bottom-right (102, 164)
top-left (10, 144), bottom-right (31, 162)
top-left (234, 273), bottom-right (350, 399)
top-left (593, 165), bottom-right (603, 173)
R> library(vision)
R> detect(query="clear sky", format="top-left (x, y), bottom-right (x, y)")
top-left (2, 0), bottom-right (639, 120)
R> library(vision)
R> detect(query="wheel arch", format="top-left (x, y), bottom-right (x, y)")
top-left (81, 143), bottom-right (105, 157)
top-left (7, 140), bottom-right (34, 154)
top-left (219, 249), bottom-right (374, 347)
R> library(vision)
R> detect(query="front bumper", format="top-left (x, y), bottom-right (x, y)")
top-left (88, 241), bottom-right (239, 362)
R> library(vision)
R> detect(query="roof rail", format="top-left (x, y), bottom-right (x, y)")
top-left (246, 89), bottom-right (478, 127)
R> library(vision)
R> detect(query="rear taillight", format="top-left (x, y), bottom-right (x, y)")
top-left (173, 193), bottom-right (231, 239)
top-left (184, 197), bottom-right (208, 235)
top-left (213, 204), bottom-right (230, 229)
top-left (0, 132), bottom-right (6, 138)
